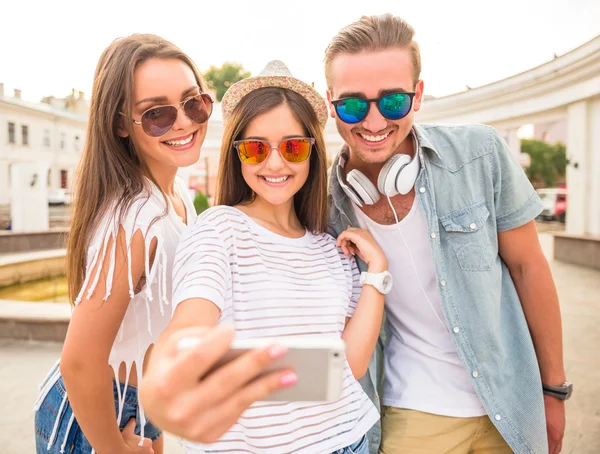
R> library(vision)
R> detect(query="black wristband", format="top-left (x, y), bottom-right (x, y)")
top-left (542, 382), bottom-right (573, 400)
top-left (543, 388), bottom-right (568, 400)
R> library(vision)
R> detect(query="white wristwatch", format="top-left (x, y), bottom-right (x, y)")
top-left (360, 270), bottom-right (393, 295)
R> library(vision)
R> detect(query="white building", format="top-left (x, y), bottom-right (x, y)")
top-left (0, 85), bottom-right (88, 205)
top-left (416, 35), bottom-right (600, 237)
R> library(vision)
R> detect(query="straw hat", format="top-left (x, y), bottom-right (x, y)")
top-left (221, 60), bottom-right (328, 127)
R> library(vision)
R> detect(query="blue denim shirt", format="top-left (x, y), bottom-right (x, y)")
top-left (328, 124), bottom-right (547, 454)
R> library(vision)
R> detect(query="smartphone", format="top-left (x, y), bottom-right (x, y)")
top-left (210, 336), bottom-right (346, 402)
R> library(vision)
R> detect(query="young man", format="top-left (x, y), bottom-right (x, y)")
top-left (326, 14), bottom-right (570, 454)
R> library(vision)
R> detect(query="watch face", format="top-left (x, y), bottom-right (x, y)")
top-left (381, 275), bottom-right (392, 293)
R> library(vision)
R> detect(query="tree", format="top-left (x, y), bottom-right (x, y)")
top-left (204, 62), bottom-right (251, 102)
top-left (520, 139), bottom-right (567, 187)
top-left (193, 191), bottom-right (210, 215)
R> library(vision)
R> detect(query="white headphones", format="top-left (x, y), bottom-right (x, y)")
top-left (336, 130), bottom-right (420, 207)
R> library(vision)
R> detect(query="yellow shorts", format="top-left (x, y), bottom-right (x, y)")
top-left (379, 407), bottom-right (513, 454)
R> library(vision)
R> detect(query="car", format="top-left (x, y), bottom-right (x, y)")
top-left (537, 187), bottom-right (567, 223)
top-left (48, 189), bottom-right (72, 206)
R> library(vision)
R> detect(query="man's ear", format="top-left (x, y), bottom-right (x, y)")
top-left (326, 90), bottom-right (336, 119)
top-left (413, 80), bottom-right (425, 112)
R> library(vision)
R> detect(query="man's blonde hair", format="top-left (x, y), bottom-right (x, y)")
top-left (324, 14), bottom-right (421, 91)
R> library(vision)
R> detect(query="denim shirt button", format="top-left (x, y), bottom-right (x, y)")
top-left (472, 370), bottom-right (479, 378)
top-left (495, 414), bottom-right (502, 421)
top-left (469, 222), bottom-right (477, 230)
top-left (440, 279), bottom-right (447, 287)
top-left (453, 326), bottom-right (460, 333)
top-left (419, 187), bottom-right (426, 193)
top-left (430, 232), bottom-right (437, 239)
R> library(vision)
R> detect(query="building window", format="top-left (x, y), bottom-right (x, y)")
top-left (43, 129), bottom-right (51, 147)
top-left (22, 125), bottom-right (29, 145)
top-left (60, 133), bottom-right (66, 150)
top-left (60, 170), bottom-right (68, 189)
top-left (8, 122), bottom-right (15, 144)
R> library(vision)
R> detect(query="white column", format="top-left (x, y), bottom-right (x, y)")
top-left (566, 100), bottom-right (590, 235)
top-left (10, 162), bottom-right (50, 232)
top-left (587, 97), bottom-right (600, 235)
top-left (0, 161), bottom-right (9, 205)
top-left (506, 127), bottom-right (521, 159)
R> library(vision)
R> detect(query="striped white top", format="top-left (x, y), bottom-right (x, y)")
top-left (172, 206), bottom-right (379, 454)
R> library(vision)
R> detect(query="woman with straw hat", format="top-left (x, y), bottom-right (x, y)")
top-left (142, 60), bottom-right (390, 453)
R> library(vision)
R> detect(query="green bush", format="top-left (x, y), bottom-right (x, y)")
top-left (204, 62), bottom-right (251, 102)
top-left (521, 139), bottom-right (567, 187)
top-left (193, 191), bottom-right (210, 214)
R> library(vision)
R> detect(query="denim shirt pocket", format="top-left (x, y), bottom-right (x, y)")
top-left (439, 200), bottom-right (493, 271)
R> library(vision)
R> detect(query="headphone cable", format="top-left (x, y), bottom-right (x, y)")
top-left (385, 193), bottom-right (449, 332)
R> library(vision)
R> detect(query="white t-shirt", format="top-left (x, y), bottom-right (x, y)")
top-left (353, 200), bottom-right (486, 417)
top-left (172, 206), bottom-right (379, 454)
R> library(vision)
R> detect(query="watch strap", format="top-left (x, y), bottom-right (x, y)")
top-left (542, 382), bottom-right (572, 400)
top-left (360, 272), bottom-right (376, 286)
top-left (543, 388), bottom-right (568, 400)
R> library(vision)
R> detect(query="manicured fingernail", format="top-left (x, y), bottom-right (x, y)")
top-left (267, 344), bottom-right (288, 359)
top-left (177, 337), bottom-right (203, 352)
top-left (280, 373), bottom-right (298, 386)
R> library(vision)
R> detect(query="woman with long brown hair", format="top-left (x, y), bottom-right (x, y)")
top-left (141, 61), bottom-right (391, 454)
top-left (32, 34), bottom-right (292, 454)
top-left (32, 33), bottom-right (212, 454)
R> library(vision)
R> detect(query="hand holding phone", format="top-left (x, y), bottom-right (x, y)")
top-left (207, 336), bottom-right (346, 402)
top-left (139, 325), bottom-right (296, 444)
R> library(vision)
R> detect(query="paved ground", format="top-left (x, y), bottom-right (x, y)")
top-left (1, 231), bottom-right (598, 453)
top-left (0, 342), bottom-right (185, 454)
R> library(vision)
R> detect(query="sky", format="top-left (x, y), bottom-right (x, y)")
top-left (1, 0), bottom-right (599, 103)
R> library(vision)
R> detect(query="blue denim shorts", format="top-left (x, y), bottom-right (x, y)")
top-left (34, 376), bottom-right (162, 453)
top-left (332, 434), bottom-right (369, 454)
